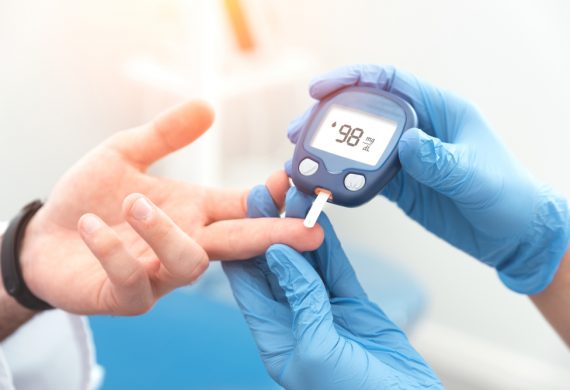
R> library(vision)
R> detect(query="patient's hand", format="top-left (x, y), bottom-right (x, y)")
top-left (18, 101), bottom-right (323, 315)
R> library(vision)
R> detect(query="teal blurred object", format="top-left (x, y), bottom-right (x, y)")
top-left (89, 252), bottom-right (426, 390)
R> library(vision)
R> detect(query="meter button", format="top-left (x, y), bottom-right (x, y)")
top-left (344, 174), bottom-right (366, 191)
top-left (299, 158), bottom-right (319, 176)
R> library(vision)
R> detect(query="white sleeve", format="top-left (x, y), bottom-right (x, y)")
top-left (0, 348), bottom-right (15, 390)
top-left (0, 221), bottom-right (103, 390)
top-left (1, 311), bottom-right (103, 390)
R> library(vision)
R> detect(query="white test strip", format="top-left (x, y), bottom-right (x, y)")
top-left (304, 190), bottom-right (331, 228)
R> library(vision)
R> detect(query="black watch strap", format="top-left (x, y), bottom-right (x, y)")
top-left (1, 200), bottom-right (53, 311)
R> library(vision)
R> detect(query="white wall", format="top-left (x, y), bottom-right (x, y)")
top-left (0, 0), bottom-right (163, 218)
top-left (1, 0), bottom-right (569, 385)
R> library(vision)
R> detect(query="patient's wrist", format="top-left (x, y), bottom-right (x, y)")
top-left (0, 234), bottom-right (37, 341)
top-left (18, 212), bottom-right (43, 298)
top-left (530, 248), bottom-right (570, 346)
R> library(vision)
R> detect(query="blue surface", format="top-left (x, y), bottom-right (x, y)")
top-left (89, 290), bottom-right (280, 390)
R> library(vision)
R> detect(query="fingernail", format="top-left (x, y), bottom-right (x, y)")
top-left (130, 197), bottom-right (153, 221)
top-left (82, 215), bottom-right (102, 235)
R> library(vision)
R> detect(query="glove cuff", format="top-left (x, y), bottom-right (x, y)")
top-left (497, 186), bottom-right (570, 294)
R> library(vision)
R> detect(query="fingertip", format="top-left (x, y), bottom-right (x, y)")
top-left (122, 193), bottom-right (155, 222)
top-left (266, 243), bottom-right (292, 256)
top-left (399, 127), bottom-right (423, 147)
top-left (306, 222), bottom-right (325, 250)
top-left (177, 100), bottom-right (215, 132)
top-left (122, 192), bottom-right (143, 213)
top-left (265, 243), bottom-right (296, 266)
top-left (153, 100), bottom-right (215, 153)
top-left (398, 127), bottom-right (429, 166)
top-left (78, 213), bottom-right (104, 236)
top-left (265, 244), bottom-right (303, 284)
top-left (156, 100), bottom-right (215, 134)
top-left (278, 219), bottom-right (324, 252)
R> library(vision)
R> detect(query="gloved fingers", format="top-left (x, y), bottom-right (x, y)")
top-left (284, 186), bottom-right (314, 219)
top-left (221, 181), bottom-right (295, 354)
top-left (398, 128), bottom-right (488, 203)
top-left (284, 159), bottom-right (293, 177)
top-left (283, 187), bottom-right (366, 299)
top-left (222, 260), bottom-right (292, 349)
top-left (247, 184), bottom-right (281, 219)
top-left (282, 187), bottom-right (322, 270)
top-left (309, 64), bottom-right (398, 100)
top-left (222, 260), bottom-right (278, 312)
top-left (331, 301), bottom-right (441, 383)
top-left (247, 184), bottom-right (296, 303)
top-left (332, 298), bottom-right (407, 345)
top-left (287, 65), bottom-right (414, 143)
top-left (264, 170), bottom-right (290, 211)
top-left (287, 103), bottom-right (318, 144)
top-left (380, 170), bottom-right (406, 203)
top-left (307, 64), bottom-right (474, 142)
top-left (380, 169), bottom-right (452, 228)
top-left (310, 213), bottom-right (368, 299)
top-left (266, 244), bottom-right (338, 350)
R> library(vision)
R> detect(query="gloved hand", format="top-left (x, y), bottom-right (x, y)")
top-left (222, 185), bottom-right (442, 390)
top-left (287, 64), bottom-right (570, 294)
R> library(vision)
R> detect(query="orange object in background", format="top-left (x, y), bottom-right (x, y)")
top-left (223, 0), bottom-right (255, 52)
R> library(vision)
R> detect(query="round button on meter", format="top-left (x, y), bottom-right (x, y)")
top-left (299, 158), bottom-right (319, 176)
top-left (291, 86), bottom-right (417, 225)
top-left (344, 173), bottom-right (366, 192)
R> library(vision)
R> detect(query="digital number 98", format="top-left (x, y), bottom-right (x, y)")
top-left (335, 124), bottom-right (364, 147)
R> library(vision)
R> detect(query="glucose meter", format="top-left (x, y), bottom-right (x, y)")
top-left (291, 86), bottom-right (417, 227)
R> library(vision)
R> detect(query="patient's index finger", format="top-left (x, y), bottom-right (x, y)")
top-left (198, 218), bottom-right (324, 260)
top-left (110, 101), bottom-right (214, 170)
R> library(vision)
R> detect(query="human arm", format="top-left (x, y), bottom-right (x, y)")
top-left (4, 101), bottom-right (323, 318)
top-left (530, 249), bottom-right (570, 346)
top-left (223, 184), bottom-right (442, 389)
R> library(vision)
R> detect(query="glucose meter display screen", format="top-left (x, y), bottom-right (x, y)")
top-left (310, 105), bottom-right (398, 166)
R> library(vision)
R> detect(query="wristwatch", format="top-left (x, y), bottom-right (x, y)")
top-left (1, 201), bottom-right (53, 311)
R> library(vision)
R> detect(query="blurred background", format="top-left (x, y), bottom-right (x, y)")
top-left (1, 0), bottom-right (570, 389)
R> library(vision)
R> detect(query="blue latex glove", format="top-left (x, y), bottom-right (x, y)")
top-left (222, 185), bottom-right (442, 390)
top-left (287, 64), bottom-right (570, 294)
